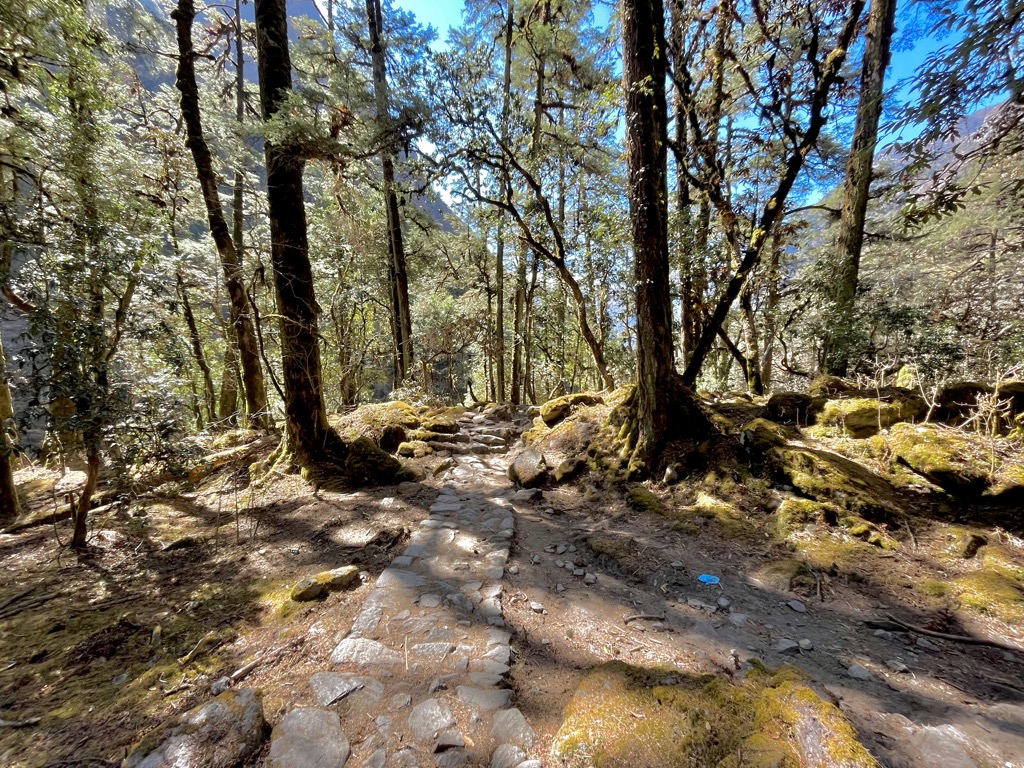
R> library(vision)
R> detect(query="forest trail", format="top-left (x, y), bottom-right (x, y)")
top-left (269, 410), bottom-right (541, 767)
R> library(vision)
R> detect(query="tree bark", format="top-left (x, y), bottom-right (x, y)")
top-left (825, 0), bottom-right (898, 376)
top-left (366, 0), bottom-right (413, 384)
top-left (253, 0), bottom-right (338, 468)
top-left (176, 270), bottom-right (217, 425)
top-left (624, 0), bottom-right (674, 471)
top-left (494, 0), bottom-right (514, 403)
top-left (173, 0), bottom-right (269, 428)
top-left (0, 330), bottom-right (20, 523)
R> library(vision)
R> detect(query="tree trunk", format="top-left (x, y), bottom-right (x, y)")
top-left (176, 270), bottom-right (217, 424)
top-left (623, 0), bottom-right (674, 472)
top-left (366, 0), bottom-right (413, 384)
top-left (825, 0), bottom-right (898, 376)
top-left (510, 243), bottom-right (526, 405)
top-left (254, 0), bottom-right (342, 470)
top-left (173, 0), bottom-right (269, 428)
top-left (494, 0), bottom-right (514, 403)
top-left (0, 330), bottom-right (20, 523)
top-left (740, 280), bottom-right (764, 394)
top-left (220, 337), bottom-right (240, 423)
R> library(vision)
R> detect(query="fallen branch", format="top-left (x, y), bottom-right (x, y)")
top-left (0, 592), bottom-right (58, 621)
top-left (0, 586), bottom-right (36, 612)
top-left (0, 716), bottom-right (41, 728)
top-left (624, 614), bottom-right (666, 624)
top-left (883, 614), bottom-right (1022, 653)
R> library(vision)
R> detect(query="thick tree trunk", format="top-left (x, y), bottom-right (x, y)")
top-left (173, 0), bottom-right (269, 428)
top-left (253, 0), bottom-right (337, 468)
top-left (0, 331), bottom-right (19, 523)
top-left (623, 0), bottom-right (674, 471)
top-left (825, 0), bottom-right (898, 376)
top-left (510, 244), bottom-right (526, 405)
top-left (219, 338), bottom-right (240, 423)
top-left (366, 0), bottom-right (413, 384)
top-left (740, 281), bottom-right (764, 394)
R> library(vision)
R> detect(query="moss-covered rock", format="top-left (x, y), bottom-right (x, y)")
top-left (554, 456), bottom-right (588, 482)
top-left (953, 570), bottom-right (1024, 623)
top-left (770, 443), bottom-right (902, 522)
top-left (627, 486), bottom-right (665, 514)
top-left (838, 515), bottom-right (900, 550)
top-left (816, 397), bottom-right (926, 438)
top-left (508, 450), bottom-right (549, 488)
top-left (753, 559), bottom-right (818, 592)
top-left (774, 499), bottom-right (835, 537)
top-left (935, 382), bottom-right (993, 422)
top-left (550, 661), bottom-right (877, 768)
top-left (740, 418), bottom-right (796, 453)
top-left (887, 423), bottom-right (990, 495)
top-left (396, 440), bottom-right (431, 458)
top-left (808, 375), bottom-right (859, 397)
top-left (541, 392), bottom-right (604, 427)
top-left (766, 392), bottom-right (823, 426)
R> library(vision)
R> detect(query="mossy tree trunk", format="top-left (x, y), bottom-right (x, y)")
top-left (173, 0), bottom-right (269, 428)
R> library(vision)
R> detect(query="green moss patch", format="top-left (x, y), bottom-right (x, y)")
top-left (753, 559), bottom-right (818, 592)
top-left (953, 570), bottom-right (1024, 623)
top-left (540, 392), bottom-right (604, 427)
top-left (627, 486), bottom-right (665, 514)
top-left (886, 423), bottom-right (990, 496)
top-left (550, 661), bottom-right (877, 768)
top-left (816, 398), bottom-right (922, 438)
top-left (774, 499), bottom-right (835, 538)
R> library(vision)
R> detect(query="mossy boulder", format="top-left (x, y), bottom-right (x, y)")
top-left (289, 565), bottom-right (362, 602)
top-left (554, 456), bottom-right (588, 482)
top-left (769, 444), bottom-right (902, 522)
top-left (934, 382), bottom-right (993, 422)
top-left (886, 423), bottom-right (989, 496)
top-left (627, 486), bottom-right (665, 514)
top-left (740, 418), bottom-right (797, 453)
top-left (396, 440), bottom-right (431, 458)
top-left (774, 499), bottom-right (836, 537)
top-left (953, 570), bottom-right (1024, 623)
top-left (550, 661), bottom-right (876, 768)
top-left (508, 450), bottom-right (549, 488)
top-left (420, 413), bottom-right (459, 434)
top-left (753, 559), bottom-right (818, 592)
top-left (808, 375), bottom-right (858, 397)
top-left (303, 435), bottom-right (415, 489)
top-left (816, 397), bottom-right (925, 438)
top-left (766, 392), bottom-right (824, 426)
top-left (541, 392), bottom-right (604, 427)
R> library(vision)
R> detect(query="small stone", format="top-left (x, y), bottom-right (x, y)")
top-left (847, 663), bottom-right (873, 681)
top-left (670, 561), bottom-right (684, 569)
top-left (572, 568), bottom-right (585, 577)
top-left (554, 559), bottom-right (564, 568)
top-left (555, 583), bottom-right (565, 593)
top-left (331, 638), bottom-right (401, 666)
top-left (322, 565), bottom-right (361, 591)
top-left (717, 597), bottom-right (732, 610)
top-left (916, 637), bottom-right (940, 651)
top-left (885, 660), bottom-right (909, 673)
top-left (457, 686), bottom-right (512, 711)
top-left (556, 545), bottom-right (567, 554)
top-left (583, 573), bottom-right (597, 585)
top-left (390, 693), bottom-right (413, 710)
top-left (419, 594), bottom-right (442, 608)
top-left (729, 613), bottom-right (748, 627)
top-left (531, 555), bottom-right (541, 564)
top-left (491, 708), bottom-right (538, 747)
top-left (798, 639), bottom-right (814, 651)
top-left (268, 707), bottom-right (349, 768)
top-left (567, 545), bottom-right (577, 553)
top-left (485, 629), bottom-right (512, 646)
top-left (776, 639), bottom-right (800, 654)
top-left (490, 744), bottom-right (526, 768)
top-left (434, 731), bottom-right (466, 752)
top-left (113, 671), bottom-right (130, 685)
top-left (407, 699), bottom-right (455, 742)
top-left (508, 565), bottom-right (520, 575)
top-left (787, 599), bottom-right (807, 613)
top-left (873, 629), bottom-right (894, 640)
top-left (544, 546), bottom-right (556, 554)
top-left (308, 672), bottom-right (366, 707)
top-left (530, 602), bottom-right (545, 613)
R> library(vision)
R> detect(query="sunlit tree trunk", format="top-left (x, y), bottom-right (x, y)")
top-left (825, 0), bottom-right (898, 375)
top-left (0, 331), bottom-right (19, 522)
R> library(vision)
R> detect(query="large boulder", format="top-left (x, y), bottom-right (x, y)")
top-left (550, 661), bottom-right (876, 768)
top-left (766, 392), bottom-right (823, 425)
top-left (540, 392), bottom-right (603, 427)
top-left (267, 707), bottom-right (350, 768)
top-left (123, 688), bottom-right (267, 768)
top-left (508, 450), bottom-right (549, 488)
top-left (887, 423), bottom-right (989, 496)
top-left (815, 396), bottom-right (926, 438)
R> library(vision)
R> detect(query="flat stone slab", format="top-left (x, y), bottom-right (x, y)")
top-left (331, 638), bottom-right (401, 666)
top-left (457, 686), bottom-right (512, 711)
top-left (308, 672), bottom-right (369, 707)
top-left (268, 707), bottom-right (350, 768)
top-left (491, 708), bottom-right (537, 747)
top-left (407, 698), bottom-right (455, 742)
top-left (377, 569), bottom-right (427, 589)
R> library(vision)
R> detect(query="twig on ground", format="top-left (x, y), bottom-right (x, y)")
top-left (883, 614), bottom-right (1022, 653)
top-left (0, 586), bottom-right (36, 612)
top-left (624, 614), bottom-right (666, 624)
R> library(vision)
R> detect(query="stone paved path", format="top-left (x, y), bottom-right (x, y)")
top-left (268, 408), bottom-right (541, 768)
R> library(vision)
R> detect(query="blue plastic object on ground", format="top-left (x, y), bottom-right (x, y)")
top-left (698, 574), bottom-right (720, 585)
